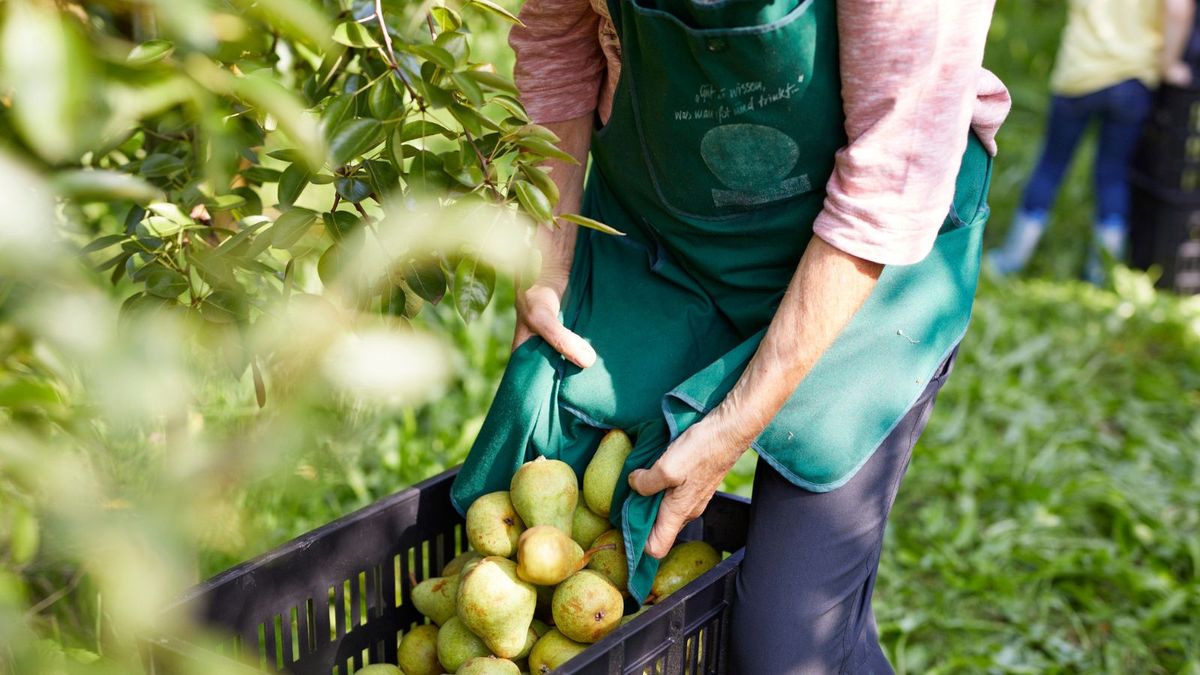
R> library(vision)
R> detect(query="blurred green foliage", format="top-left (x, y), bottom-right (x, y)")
top-left (1, 0), bottom-right (1198, 673)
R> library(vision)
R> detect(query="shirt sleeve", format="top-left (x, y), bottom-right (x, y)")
top-left (508, 0), bottom-right (607, 124)
top-left (813, 0), bottom-right (999, 266)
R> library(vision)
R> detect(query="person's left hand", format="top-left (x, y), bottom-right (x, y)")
top-left (627, 419), bottom-right (746, 558)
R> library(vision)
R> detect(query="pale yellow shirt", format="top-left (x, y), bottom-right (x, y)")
top-left (1051, 0), bottom-right (1164, 96)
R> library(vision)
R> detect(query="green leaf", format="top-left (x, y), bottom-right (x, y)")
top-left (335, 176), bottom-right (373, 203)
top-left (277, 164), bottom-right (312, 207)
top-left (81, 234), bottom-right (130, 255)
top-left (147, 202), bottom-right (193, 226)
top-left (404, 258), bottom-right (447, 304)
top-left (140, 153), bottom-right (187, 178)
top-left (206, 194), bottom-right (247, 211)
top-left (242, 167), bottom-right (283, 184)
top-left (320, 94), bottom-right (356, 136)
top-left (453, 258), bottom-right (495, 323)
top-left (431, 6), bottom-right (462, 31)
top-left (435, 31), bottom-right (469, 67)
top-left (398, 119), bottom-right (455, 142)
top-left (559, 213), bottom-right (626, 236)
top-left (201, 290), bottom-right (247, 324)
top-left (513, 180), bottom-right (554, 225)
top-left (366, 160), bottom-right (400, 196)
top-left (270, 208), bottom-right (318, 249)
top-left (510, 123), bottom-right (561, 143)
top-left (386, 284), bottom-right (413, 317)
top-left (464, 69), bottom-right (519, 96)
top-left (330, 118), bottom-right (384, 167)
top-left (521, 164), bottom-right (560, 206)
top-left (126, 40), bottom-right (175, 67)
top-left (332, 21), bottom-right (380, 48)
top-left (8, 506), bottom-right (39, 566)
top-left (144, 265), bottom-right (189, 298)
top-left (450, 72), bottom-right (484, 107)
top-left (406, 44), bottom-right (455, 71)
top-left (322, 211), bottom-right (361, 241)
top-left (368, 80), bottom-right (402, 120)
top-left (267, 149), bottom-right (308, 163)
top-left (53, 170), bottom-right (162, 204)
top-left (489, 94), bottom-right (529, 121)
top-left (517, 136), bottom-right (577, 164)
top-left (216, 217), bottom-right (271, 256)
top-left (467, 0), bottom-right (525, 26)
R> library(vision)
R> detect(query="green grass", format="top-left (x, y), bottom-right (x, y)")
top-left (207, 2), bottom-right (1200, 671)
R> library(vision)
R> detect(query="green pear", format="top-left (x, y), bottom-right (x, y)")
top-left (648, 541), bottom-right (721, 603)
top-left (530, 619), bottom-right (550, 638)
top-left (457, 656), bottom-right (521, 675)
top-left (457, 556), bottom-right (537, 658)
top-left (352, 665), bottom-right (403, 675)
top-left (582, 430), bottom-right (632, 518)
top-left (585, 529), bottom-right (628, 593)
top-left (571, 505), bottom-right (610, 549)
top-left (397, 624), bottom-right (441, 675)
top-left (528, 629), bottom-right (587, 674)
top-left (510, 457), bottom-right (578, 534)
top-left (514, 623), bottom-right (539, 660)
top-left (467, 492), bottom-right (525, 558)
top-left (442, 550), bottom-right (483, 577)
top-left (516, 525), bottom-right (585, 585)
top-left (412, 575), bottom-right (459, 625)
top-left (551, 570), bottom-right (623, 644)
top-left (437, 617), bottom-right (490, 673)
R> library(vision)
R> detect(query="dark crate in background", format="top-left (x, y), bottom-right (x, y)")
top-left (145, 467), bottom-right (751, 675)
top-left (1130, 83), bottom-right (1200, 294)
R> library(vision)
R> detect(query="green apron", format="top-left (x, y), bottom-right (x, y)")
top-left (452, 0), bottom-right (994, 604)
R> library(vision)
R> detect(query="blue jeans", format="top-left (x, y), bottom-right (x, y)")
top-left (1020, 78), bottom-right (1153, 223)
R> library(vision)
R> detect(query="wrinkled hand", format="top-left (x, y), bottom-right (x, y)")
top-left (627, 420), bottom-right (744, 558)
top-left (513, 277), bottom-right (596, 368)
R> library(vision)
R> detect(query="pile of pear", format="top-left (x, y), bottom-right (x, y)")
top-left (357, 430), bottom-right (721, 675)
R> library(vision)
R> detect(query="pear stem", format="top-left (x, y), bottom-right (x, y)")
top-left (408, 571), bottom-right (419, 588)
top-left (576, 543), bottom-right (616, 571)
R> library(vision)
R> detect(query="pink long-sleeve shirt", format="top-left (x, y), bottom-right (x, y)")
top-left (509, 0), bottom-right (1011, 265)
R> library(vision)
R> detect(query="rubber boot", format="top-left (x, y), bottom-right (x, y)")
top-left (1084, 216), bottom-right (1128, 285)
top-left (986, 210), bottom-right (1047, 275)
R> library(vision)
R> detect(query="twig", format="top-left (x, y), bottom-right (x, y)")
top-left (25, 570), bottom-right (85, 618)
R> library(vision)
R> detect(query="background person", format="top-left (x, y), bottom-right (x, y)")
top-left (987, 0), bottom-right (1195, 282)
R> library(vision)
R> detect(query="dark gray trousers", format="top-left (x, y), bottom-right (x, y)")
top-left (728, 349), bottom-right (958, 674)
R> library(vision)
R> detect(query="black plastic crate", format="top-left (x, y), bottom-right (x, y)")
top-left (1132, 84), bottom-right (1200, 199)
top-left (1130, 180), bottom-right (1200, 294)
top-left (145, 467), bottom-right (751, 674)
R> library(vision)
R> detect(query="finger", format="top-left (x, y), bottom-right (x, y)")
top-left (511, 323), bottom-right (534, 352)
top-left (628, 462), bottom-right (679, 497)
top-left (645, 495), bottom-right (689, 559)
top-left (527, 309), bottom-right (597, 368)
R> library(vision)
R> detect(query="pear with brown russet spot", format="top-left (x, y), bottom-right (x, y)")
top-left (551, 569), bottom-right (623, 643)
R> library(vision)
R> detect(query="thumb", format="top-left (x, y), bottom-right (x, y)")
top-left (628, 463), bottom-right (677, 497)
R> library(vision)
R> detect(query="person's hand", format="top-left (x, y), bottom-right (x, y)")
top-left (1165, 61), bottom-right (1193, 87)
top-left (627, 419), bottom-right (745, 558)
top-left (513, 275), bottom-right (597, 369)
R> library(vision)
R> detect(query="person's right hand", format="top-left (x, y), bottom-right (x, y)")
top-left (1165, 61), bottom-right (1193, 87)
top-left (512, 277), bottom-right (597, 369)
